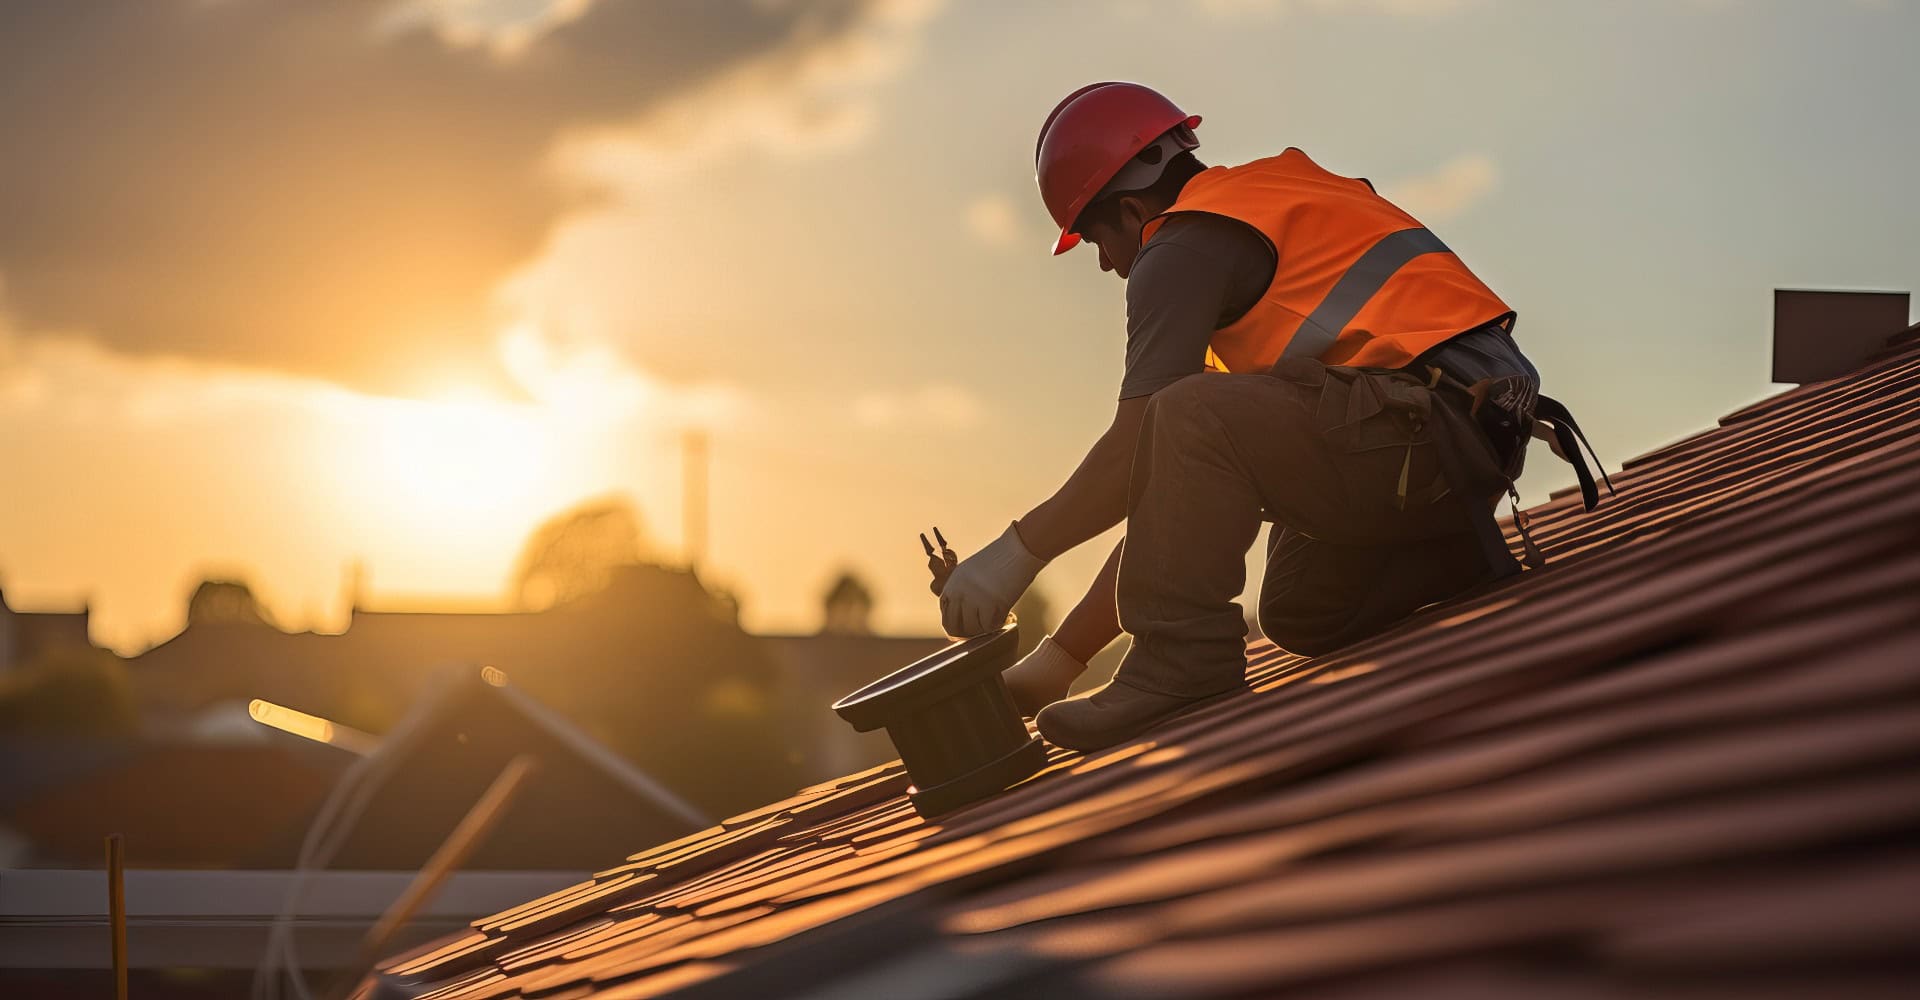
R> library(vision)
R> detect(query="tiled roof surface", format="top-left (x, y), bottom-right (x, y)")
top-left (365, 335), bottom-right (1920, 999)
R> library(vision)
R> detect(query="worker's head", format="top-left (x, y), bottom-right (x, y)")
top-left (1035, 82), bottom-right (1201, 272)
top-left (1072, 142), bottom-right (1205, 279)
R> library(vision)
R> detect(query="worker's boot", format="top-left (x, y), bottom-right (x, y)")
top-left (1002, 636), bottom-right (1087, 717)
top-left (1035, 677), bottom-right (1245, 752)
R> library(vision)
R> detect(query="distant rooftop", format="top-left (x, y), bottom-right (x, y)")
top-left (362, 325), bottom-right (1920, 999)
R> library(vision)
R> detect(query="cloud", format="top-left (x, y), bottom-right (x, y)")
top-left (546, 0), bottom-right (941, 191)
top-left (852, 384), bottom-right (987, 430)
top-left (0, 308), bottom-right (736, 435)
top-left (496, 322), bottom-right (743, 427)
top-left (382, 0), bottom-right (601, 55)
top-left (0, 0), bottom-right (929, 393)
top-left (1196, 0), bottom-right (1483, 17)
top-left (0, 284), bottom-right (737, 647)
top-left (1381, 154), bottom-right (1500, 222)
top-left (963, 194), bottom-right (1024, 248)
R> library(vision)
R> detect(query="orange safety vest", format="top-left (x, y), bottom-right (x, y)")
top-left (1142, 148), bottom-right (1513, 373)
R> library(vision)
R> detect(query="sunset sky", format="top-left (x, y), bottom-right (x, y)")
top-left (2, 0), bottom-right (1915, 654)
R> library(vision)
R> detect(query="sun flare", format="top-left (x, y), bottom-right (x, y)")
top-left (362, 394), bottom-right (552, 520)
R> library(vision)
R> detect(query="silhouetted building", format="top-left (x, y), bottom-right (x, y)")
top-left (0, 585), bottom-right (96, 673)
top-left (819, 570), bottom-right (875, 635)
top-left (0, 665), bottom-right (711, 872)
top-left (128, 564), bottom-right (803, 818)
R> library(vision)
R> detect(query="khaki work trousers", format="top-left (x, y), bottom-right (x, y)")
top-left (1115, 356), bottom-right (1515, 697)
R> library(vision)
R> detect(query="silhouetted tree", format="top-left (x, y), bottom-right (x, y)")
top-left (707, 582), bottom-right (743, 626)
top-left (522, 563), bottom-right (802, 812)
top-left (187, 577), bottom-right (273, 627)
top-left (512, 496), bottom-right (650, 610)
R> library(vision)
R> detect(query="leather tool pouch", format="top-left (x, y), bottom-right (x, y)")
top-left (1460, 373), bottom-right (1537, 483)
top-left (1432, 368), bottom-right (1615, 576)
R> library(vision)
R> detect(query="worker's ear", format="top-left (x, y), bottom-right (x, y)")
top-left (1115, 195), bottom-right (1154, 239)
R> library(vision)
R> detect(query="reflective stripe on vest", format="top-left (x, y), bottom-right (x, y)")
top-left (1281, 228), bottom-right (1451, 360)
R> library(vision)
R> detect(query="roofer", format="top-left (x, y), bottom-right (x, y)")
top-left (935, 82), bottom-right (1607, 751)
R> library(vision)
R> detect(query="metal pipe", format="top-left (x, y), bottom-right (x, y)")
top-left (106, 833), bottom-right (127, 1000)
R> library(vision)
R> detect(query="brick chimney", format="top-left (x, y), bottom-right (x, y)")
top-left (1772, 289), bottom-right (1911, 384)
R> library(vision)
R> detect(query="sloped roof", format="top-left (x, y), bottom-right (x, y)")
top-left (0, 740), bottom-right (345, 869)
top-left (364, 333), bottom-right (1920, 999)
top-left (315, 668), bottom-right (713, 873)
top-left (0, 603), bottom-right (94, 662)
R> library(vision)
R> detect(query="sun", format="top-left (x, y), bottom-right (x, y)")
top-left (360, 392), bottom-right (554, 527)
top-left (313, 324), bottom-right (681, 592)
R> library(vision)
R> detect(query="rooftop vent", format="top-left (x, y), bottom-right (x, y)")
top-left (832, 622), bottom-right (1045, 818)
top-left (1772, 288), bottom-right (1910, 384)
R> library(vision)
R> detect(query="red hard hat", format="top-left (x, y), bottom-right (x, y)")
top-left (1035, 82), bottom-right (1202, 255)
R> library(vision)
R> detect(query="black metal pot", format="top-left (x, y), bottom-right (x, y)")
top-left (831, 621), bottom-right (1046, 818)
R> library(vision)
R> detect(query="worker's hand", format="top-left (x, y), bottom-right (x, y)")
top-left (940, 522), bottom-right (1046, 637)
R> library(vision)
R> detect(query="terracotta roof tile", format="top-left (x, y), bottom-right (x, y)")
top-left (365, 338), bottom-right (1920, 998)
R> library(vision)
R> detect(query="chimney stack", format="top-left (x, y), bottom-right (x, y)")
top-left (682, 429), bottom-right (708, 572)
top-left (1772, 289), bottom-right (1910, 384)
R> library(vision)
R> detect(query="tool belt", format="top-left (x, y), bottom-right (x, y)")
top-left (1425, 364), bottom-right (1614, 579)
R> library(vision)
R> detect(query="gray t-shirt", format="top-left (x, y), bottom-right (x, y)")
top-left (1119, 213), bottom-right (1275, 400)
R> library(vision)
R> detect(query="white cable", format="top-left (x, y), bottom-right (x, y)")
top-left (251, 672), bottom-right (445, 1000)
top-left (248, 662), bottom-right (690, 998)
top-left (254, 742), bottom-right (393, 1000)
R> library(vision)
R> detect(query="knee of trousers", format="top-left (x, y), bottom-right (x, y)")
top-left (1142, 375), bottom-right (1221, 443)
top-left (1256, 603), bottom-right (1349, 659)
top-left (1257, 620), bottom-right (1345, 658)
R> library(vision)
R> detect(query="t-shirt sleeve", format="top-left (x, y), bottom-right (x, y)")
top-left (1118, 235), bottom-right (1239, 400)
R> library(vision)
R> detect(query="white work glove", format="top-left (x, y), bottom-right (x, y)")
top-left (939, 522), bottom-right (1046, 637)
